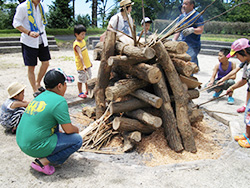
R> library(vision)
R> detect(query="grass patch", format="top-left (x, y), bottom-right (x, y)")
top-left (58, 56), bottom-right (74, 61)
top-left (201, 34), bottom-right (250, 42)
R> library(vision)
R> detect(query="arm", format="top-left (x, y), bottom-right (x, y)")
top-left (226, 78), bottom-right (247, 95)
top-left (208, 64), bottom-right (219, 87)
top-left (193, 25), bottom-right (204, 35)
top-left (61, 123), bottom-right (79, 134)
top-left (75, 45), bottom-right (86, 71)
top-left (173, 32), bottom-right (180, 41)
top-left (228, 62), bottom-right (237, 80)
top-left (217, 66), bottom-right (241, 85)
top-left (10, 100), bottom-right (29, 109)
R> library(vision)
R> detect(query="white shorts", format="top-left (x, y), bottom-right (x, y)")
top-left (77, 68), bottom-right (92, 83)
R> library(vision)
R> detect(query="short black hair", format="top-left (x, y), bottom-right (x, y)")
top-left (44, 69), bottom-right (65, 89)
top-left (220, 48), bottom-right (230, 57)
top-left (74, 24), bottom-right (87, 35)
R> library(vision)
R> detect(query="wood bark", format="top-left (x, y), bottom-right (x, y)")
top-left (163, 40), bottom-right (188, 54)
top-left (93, 49), bottom-right (102, 60)
top-left (172, 58), bottom-right (198, 77)
top-left (114, 63), bottom-right (162, 84)
top-left (105, 78), bottom-right (148, 101)
top-left (123, 131), bottom-right (141, 152)
top-left (107, 55), bottom-right (148, 66)
top-left (82, 106), bottom-right (96, 118)
top-left (125, 109), bottom-right (162, 129)
top-left (152, 41), bottom-right (196, 153)
top-left (130, 89), bottom-right (163, 109)
top-left (94, 31), bottom-right (116, 118)
top-left (113, 117), bottom-right (155, 134)
top-left (153, 64), bottom-right (184, 152)
top-left (110, 97), bottom-right (149, 114)
top-left (168, 52), bottom-right (191, 61)
top-left (115, 41), bottom-right (155, 59)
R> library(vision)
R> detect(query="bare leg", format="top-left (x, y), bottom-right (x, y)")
top-left (28, 66), bottom-right (37, 92)
top-left (246, 125), bottom-right (250, 138)
top-left (36, 61), bottom-right (49, 89)
top-left (85, 83), bottom-right (88, 93)
top-left (78, 82), bottom-right (83, 94)
top-left (246, 92), bottom-right (250, 106)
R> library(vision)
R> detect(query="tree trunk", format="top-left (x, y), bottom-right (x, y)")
top-left (172, 58), bottom-right (198, 77)
top-left (152, 41), bottom-right (196, 153)
top-left (105, 78), bottom-right (148, 101)
top-left (114, 63), bottom-right (162, 84)
top-left (94, 31), bottom-right (116, 118)
top-left (153, 64), bottom-right (184, 152)
top-left (130, 89), bottom-right (163, 109)
top-left (108, 55), bottom-right (149, 66)
top-left (110, 97), bottom-right (149, 114)
top-left (163, 40), bottom-right (188, 54)
top-left (115, 41), bottom-right (155, 59)
top-left (123, 131), bottom-right (141, 152)
top-left (125, 109), bottom-right (162, 129)
top-left (168, 52), bottom-right (191, 61)
top-left (93, 49), bottom-right (102, 60)
top-left (113, 117), bottom-right (155, 134)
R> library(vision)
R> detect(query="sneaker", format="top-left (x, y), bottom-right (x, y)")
top-left (227, 96), bottom-right (235, 105)
top-left (78, 93), bottom-right (87, 98)
top-left (213, 90), bottom-right (223, 98)
top-left (237, 106), bottom-right (246, 113)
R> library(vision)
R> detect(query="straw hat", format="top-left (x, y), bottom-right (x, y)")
top-left (120, 0), bottom-right (134, 8)
top-left (7, 82), bottom-right (26, 98)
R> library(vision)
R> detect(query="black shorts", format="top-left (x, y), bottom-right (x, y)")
top-left (21, 43), bottom-right (51, 66)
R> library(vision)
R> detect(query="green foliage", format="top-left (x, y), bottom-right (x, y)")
top-left (46, 0), bottom-right (73, 28)
top-left (0, 1), bottom-right (18, 29)
top-left (45, 27), bottom-right (106, 35)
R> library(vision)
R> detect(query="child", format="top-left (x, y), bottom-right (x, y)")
top-left (206, 48), bottom-right (236, 104)
top-left (224, 38), bottom-right (250, 148)
top-left (217, 58), bottom-right (249, 113)
top-left (73, 24), bottom-right (92, 99)
top-left (16, 68), bottom-right (83, 175)
top-left (0, 82), bottom-right (29, 134)
top-left (138, 17), bottom-right (153, 37)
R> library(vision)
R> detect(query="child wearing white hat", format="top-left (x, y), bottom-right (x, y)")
top-left (0, 82), bottom-right (29, 134)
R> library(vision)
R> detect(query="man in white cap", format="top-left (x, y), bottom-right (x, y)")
top-left (108, 0), bottom-right (134, 38)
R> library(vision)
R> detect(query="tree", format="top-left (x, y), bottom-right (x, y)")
top-left (0, 0), bottom-right (18, 29)
top-left (46, 0), bottom-right (73, 28)
top-left (86, 0), bottom-right (98, 27)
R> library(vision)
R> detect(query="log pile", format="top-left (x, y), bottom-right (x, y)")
top-left (85, 31), bottom-right (203, 153)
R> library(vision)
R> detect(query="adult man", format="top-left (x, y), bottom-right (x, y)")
top-left (173, 0), bottom-right (204, 69)
top-left (13, 0), bottom-right (50, 97)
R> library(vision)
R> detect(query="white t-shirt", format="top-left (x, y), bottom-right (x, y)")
top-left (109, 12), bottom-right (133, 37)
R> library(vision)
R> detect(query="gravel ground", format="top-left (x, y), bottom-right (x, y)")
top-left (1, 49), bottom-right (250, 188)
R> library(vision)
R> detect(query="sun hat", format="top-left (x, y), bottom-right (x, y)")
top-left (7, 82), bottom-right (26, 98)
top-left (226, 38), bottom-right (250, 58)
top-left (141, 17), bottom-right (152, 25)
top-left (120, 0), bottom-right (134, 8)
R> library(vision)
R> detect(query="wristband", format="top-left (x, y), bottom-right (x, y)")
top-left (230, 87), bottom-right (234, 92)
top-left (28, 31), bottom-right (31, 36)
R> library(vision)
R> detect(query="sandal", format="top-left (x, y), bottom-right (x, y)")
top-left (30, 159), bottom-right (55, 175)
top-left (238, 138), bottom-right (250, 148)
top-left (234, 133), bottom-right (248, 141)
top-left (33, 91), bottom-right (41, 98)
top-left (38, 86), bottom-right (46, 92)
top-left (78, 93), bottom-right (87, 98)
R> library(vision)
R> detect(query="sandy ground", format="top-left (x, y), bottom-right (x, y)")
top-left (1, 49), bottom-right (250, 187)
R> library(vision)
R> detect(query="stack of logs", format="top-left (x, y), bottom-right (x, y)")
top-left (86, 31), bottom-right (203, 153)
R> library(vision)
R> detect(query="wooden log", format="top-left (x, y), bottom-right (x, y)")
top-left (107, 55), bottom-right (148, 66)
top-left (187, 101), bottom-right (204, 124)
top-left (130, 89), bottom-right (163, 109)
top-left (153, 64), bottom-right (184, 152)
top-left (123, 131), bottom-right (141, 152)
top-left (87, 78), bottom-right (97, 98)
top-left (95, 41), bottom-right (103, 49)
top-left (172, 58), bottom-right (198, 77)
top-left (187, 89), bottom-right (200, 99)
top-left (82, 106), bottom-right (96, 118)
top-left (114, 63), bottom-right (162, 84)
top-left (113, 117), bottom-right (155, 134)
top-left (152, 41), bottom-right (196, 153)
top-left (163, 40), bottom-right (188, 54)
top-left (95, 31), bottom-right (116, 118)
top-left (110, 97), bottom-right (149, 114)
top-left (115, 41), bottom-right (155, 60)
top-left (125, 109), bottom-right (162, 129)
top-left (105, 78), bottom-right (148, 101)
top-left (168, 52), bottom-right (191, 62)
top-left (93, 49), bottom-right (102, 61)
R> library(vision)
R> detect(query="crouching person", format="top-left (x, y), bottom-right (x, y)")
top-left (16, 68), bottom-right (83, 175)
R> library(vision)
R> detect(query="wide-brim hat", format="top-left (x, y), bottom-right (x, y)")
top-left (120, 0), bottom-right (134, 8)
top-left (7, 82), bottom-right (26, 98)
top-left (226, 38), bottom-right (250, 58)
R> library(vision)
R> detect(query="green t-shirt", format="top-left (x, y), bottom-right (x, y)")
top-left (16, 90), bottom-right (71, 158)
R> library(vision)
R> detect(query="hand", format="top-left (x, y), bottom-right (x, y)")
top-left (226, 87), bottom-right (233, 95)
top-left (30, 31), bottom-right (39, 38)
top-left (182, 27), bottom-right (194, 37)
top-left (217, 79), bottom-right (224, 86)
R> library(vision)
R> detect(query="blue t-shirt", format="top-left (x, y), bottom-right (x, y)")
top-left (178, 10), bottom-right (204, 48)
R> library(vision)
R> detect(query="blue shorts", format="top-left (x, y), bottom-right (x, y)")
top-left (21, 43), bottom-right (51, 66)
